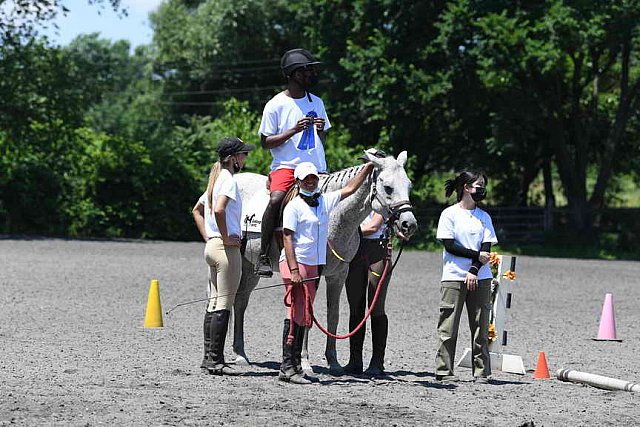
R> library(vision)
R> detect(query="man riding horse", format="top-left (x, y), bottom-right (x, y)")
top-left (255, 48), bottom-right (329, 278)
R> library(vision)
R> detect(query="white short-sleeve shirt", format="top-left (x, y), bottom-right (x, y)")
top-left (280, 191), bottom-right (342, 265)
top-left (258, 91), bottom-right (331, 172)
top-left (361, 211), bottom-right (385, 240)
top-left (197, 169), bottom-right (242, 238)
top-left (436, 204), bottom-right (498, 281)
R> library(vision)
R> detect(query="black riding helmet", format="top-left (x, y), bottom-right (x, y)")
top-left (280, 48), bottom-right (322, 77)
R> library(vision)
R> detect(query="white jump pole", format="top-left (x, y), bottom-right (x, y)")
top-left (557, 369), bottom-right (640, 392)
top-left (456, 255), bottom-right (526, 375)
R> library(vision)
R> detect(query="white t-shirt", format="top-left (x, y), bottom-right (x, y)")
top-left (361, 212), bottom-right (385, 240)
top-left (280, 191), bottom-right (342, 265)
top-left (436, 204), bottom-right (498, 281)
top-left (198, 169), bottom-right (242, 238)
top-left (258, 91), bottom-right (331, 172)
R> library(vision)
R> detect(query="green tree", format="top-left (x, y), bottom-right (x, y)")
top-left (464, 1), bottom-right (640, 229)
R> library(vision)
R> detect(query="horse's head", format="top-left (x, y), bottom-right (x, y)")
top-left (363, 149), bottom-right (418, 240)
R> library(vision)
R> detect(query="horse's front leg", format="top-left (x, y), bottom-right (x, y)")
top-left (301, 326), bottom-right (312, 373)
top-left (325, 272), bottom-right (347, 375)
top-left (231, 259), bottom-right (260, 365)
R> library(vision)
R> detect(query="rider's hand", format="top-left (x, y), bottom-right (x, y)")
top-left (222, 234), bottom-right (241, 247)
top-left (291, 269), bottom-right (303, 286)
top-left (464, 272), bottom-right (478, 291)
top-left (292, 117), bottom-right (313, 134)
top-left (314, 117), bottom-right (325, 132)
top-left (478, 251), bottom-right (490, 264)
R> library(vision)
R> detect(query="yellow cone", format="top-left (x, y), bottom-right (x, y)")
top-left (144, 279), bottom-right (163, 328)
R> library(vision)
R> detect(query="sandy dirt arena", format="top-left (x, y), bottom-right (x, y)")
top-left (1, 237), bottom-right (639, 426)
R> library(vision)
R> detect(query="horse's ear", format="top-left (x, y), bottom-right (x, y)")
top-left (397, 151), bottom-right (408, 168)
top-left (361, 150), bottom-right (385, 168)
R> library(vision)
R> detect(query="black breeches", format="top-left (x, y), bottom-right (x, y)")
top-left (345, 239), bottom-right (390, 318)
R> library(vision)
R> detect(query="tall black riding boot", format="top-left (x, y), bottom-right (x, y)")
top-left (200, 311), bottom-right (214, 372)
top-left (279, 319), bottom-right (311, 384)
top-left (293, 325), bottom-right (318, 382)
top-left (343, 314), bottom-right (365, 375)
top-left (364, 314), bottom-right (388, 378)
top-left (256, 201), bottom-right (279, 277)
top-left (207, 310), bottom-right (241, 376)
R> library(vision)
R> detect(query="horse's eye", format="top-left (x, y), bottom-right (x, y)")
top-left (384, 185), bottom-right (393, 195)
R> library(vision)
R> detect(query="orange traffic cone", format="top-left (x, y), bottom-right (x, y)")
top-left (533, 351), bottom-right (550, 379)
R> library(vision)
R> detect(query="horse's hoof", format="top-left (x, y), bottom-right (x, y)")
top-left (328, 363), bottom-right (344, 376)
top-left (232, 355), bottom-right (250, 366)
top-left (301, 359), bottom-right (313, 374)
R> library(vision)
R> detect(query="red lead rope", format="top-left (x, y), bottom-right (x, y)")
top-left (312, 241), bottom-right (393, 340)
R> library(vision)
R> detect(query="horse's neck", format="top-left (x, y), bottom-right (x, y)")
top-left (322, 165), bottom-right (373, 240)
top-left (321, 165), bottom-right (365, 193)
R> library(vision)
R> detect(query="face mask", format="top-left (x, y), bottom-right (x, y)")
top-left (299, 188), bottom-right (320, 206)
top-left (471, 187), bottom-right (486, 202)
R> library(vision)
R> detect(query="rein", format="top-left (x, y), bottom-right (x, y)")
top-left (311, 240), bottom-right (394, 340)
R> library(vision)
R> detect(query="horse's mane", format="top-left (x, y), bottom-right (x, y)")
top-left (320, 164), bottom-right (368, 193)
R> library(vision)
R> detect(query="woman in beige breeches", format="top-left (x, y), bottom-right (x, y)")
top-left (193, 137), bottom-right (254, 376)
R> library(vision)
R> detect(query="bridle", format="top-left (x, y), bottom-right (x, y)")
top-left (369, 169), bottom-right (414, 224)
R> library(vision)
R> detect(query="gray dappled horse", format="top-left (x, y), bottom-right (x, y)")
top-left (231, 150), bottom-right (418, 373)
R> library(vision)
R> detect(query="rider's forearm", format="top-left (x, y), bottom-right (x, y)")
top-left (262, 131), bottom-right (296, 149)
top-left (341, 163), bottom-right (374, 200)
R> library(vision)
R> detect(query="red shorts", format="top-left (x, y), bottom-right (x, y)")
top-left (268, 168), bottom-right (296, 193)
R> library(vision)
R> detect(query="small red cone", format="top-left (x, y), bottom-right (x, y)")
top-left (533, 351), bottom-right (550, 379)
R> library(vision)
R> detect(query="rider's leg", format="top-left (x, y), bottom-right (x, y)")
top-left (256, 190), bottom-right (286, 277)
top-left (257, 168), bottom-right (295, 277)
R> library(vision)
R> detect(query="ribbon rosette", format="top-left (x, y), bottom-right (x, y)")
top-left (297, 110), bottom-right (318, 150)
top-left (502, 270), bottom-right (516, 281)
top-left (488, 323), bottom-right (497, 342)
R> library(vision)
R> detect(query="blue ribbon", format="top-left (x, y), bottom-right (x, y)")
top-left (297, 110), bottom-right (318, 150)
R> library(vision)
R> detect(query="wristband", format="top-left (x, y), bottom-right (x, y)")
top-left (290, 267), bottom-right (299, 272)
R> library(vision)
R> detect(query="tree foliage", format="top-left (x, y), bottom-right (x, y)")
top-left (1, 0), bottom-right (640, 243)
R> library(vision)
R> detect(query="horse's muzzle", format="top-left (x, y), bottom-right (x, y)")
top-left (396, 211), bottom-right (418, 239)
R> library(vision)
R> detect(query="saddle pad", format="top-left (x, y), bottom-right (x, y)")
top-left (241, 188), bottom-right (270, 233)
